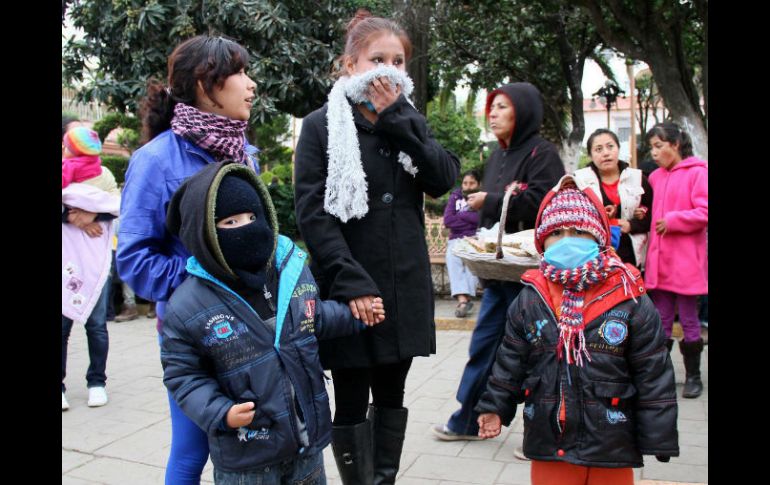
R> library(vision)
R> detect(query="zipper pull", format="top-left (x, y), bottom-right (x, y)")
top-left (263, 284), bottom-right (276, 312)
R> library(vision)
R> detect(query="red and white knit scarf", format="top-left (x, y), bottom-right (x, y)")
top-left (170, 103), bottom-right (250, 165)
top-left (540, 252), bottom-right (634, 366)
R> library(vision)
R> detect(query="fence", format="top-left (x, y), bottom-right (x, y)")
top-left (62, 87), bottom-right (107, 122)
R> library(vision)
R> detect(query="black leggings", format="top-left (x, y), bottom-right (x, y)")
top-left (331, 359), bottom-right (413, 425)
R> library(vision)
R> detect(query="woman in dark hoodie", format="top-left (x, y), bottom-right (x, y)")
top-left (433, 82), bottom-right (565, 441)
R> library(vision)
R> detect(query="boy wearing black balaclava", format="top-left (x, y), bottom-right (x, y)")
top-left (161, 162), bottom-right (383, 483)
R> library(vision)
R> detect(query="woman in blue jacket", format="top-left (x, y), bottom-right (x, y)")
top-left (116, 35), bottom-right (260, 484)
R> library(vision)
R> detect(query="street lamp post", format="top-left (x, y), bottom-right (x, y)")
top-left (592, 81), bottom-right (625, 130)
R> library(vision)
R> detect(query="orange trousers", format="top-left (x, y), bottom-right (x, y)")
top-left (531, 460), bottom-right (634, 485)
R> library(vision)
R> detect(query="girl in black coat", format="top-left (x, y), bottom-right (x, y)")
top-left (293, 10), bottom-right (459, 484)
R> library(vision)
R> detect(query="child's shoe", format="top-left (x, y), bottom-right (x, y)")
top-left (431, 423), bottom-right (483, 441)
top-left (62, 392), bottom-right (70, 411)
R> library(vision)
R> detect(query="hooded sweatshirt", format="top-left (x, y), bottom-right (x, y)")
top-left (479, 83), bottom-right (565, 233)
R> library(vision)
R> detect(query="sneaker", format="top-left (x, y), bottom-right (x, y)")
top-left (62, 392), bottom-right (70, 411)
top-left (513, 445), bottom-right (530, 461)
top-left (431, 423), bottom-right (483, 441)
top-left (454, 301), bottom-right (474, 318)
top-left (115, 305), bottom-right (139, 322)
top-left (88, 386), bottom-right (108, 407)
top-left (146, 302), bottom-right (157, 319)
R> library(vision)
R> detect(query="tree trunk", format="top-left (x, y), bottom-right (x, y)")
top-left (394, 0), bottom-right (431, 114)
top-left (646, 56), bottom-right (708, 161)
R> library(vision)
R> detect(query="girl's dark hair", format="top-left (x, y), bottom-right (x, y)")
top-left (586, 128), bottom-right (620, 153)
top-left (462, 169), bottom-right (481, 183)
top-left (644, 122), bottom-right (694, 158)
top-left (333, 8), bottom-right (412, 77)
top-left (140, 35), bottom-right (250, 143)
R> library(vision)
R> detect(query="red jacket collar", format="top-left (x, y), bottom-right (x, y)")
top-left (521, 265), bottom-right (646, 324)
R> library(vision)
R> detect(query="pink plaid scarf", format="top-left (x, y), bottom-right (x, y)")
top-left (171, 103), bottom-right (250, 165)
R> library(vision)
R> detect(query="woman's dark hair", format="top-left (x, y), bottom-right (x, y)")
top-left (139, 35), bottom-right (250, 143)
top-left (333, 8), bottom-right (412, 77)
top-left (62, 114), bottom-right (80, 137)
top-left (645, 122), bottom-right (694, 158)
top-left (462, 169), bottom-right (481, 183)
top-left (586, 128), bottom-right (620, 154)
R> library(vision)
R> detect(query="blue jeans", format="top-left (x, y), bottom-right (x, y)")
top-left (62, 279), bottom-right (110, 392)
top-left (447, 281), bottom-right (523, 435)
top-left (213, 450), bottom-right (326, 485)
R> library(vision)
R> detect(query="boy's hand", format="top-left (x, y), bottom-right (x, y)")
top-left (371, 297), bottom-right (385, 325)
top-left (477, 413), bottom-right (502, 439)
top-left (226, 402), bottom-right (255, 429)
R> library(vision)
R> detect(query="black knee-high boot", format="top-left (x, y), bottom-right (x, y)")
top-left (332, 420), bottom-right (374, 485)
top-left (679, 338), bottom-right (704, 398)
top-left (368, 405), bottom-right (408, 485)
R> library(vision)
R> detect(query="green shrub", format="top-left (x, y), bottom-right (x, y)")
top-left (267, 183), bottom-right (299, 241)
top-left (101, 155), bottom-right (130, 186)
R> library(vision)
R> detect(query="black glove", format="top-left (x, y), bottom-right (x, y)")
top-left (655, 455), bottom-right (670, 463)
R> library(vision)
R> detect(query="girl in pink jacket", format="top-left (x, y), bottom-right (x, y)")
top-left (644, 122), bottom-right (707, 399)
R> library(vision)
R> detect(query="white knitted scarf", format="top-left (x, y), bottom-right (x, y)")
top-left (325, 65), bottom-right (418, 222)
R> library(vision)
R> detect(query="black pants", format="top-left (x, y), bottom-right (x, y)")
top-left (331, 359), bottom-right (412, 425)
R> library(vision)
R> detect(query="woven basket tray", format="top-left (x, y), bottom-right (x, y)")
top-left (453, 185), bottom-right (540, 282)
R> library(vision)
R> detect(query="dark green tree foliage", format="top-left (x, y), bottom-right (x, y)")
top-left (431, 0), bottom-right (600, 152)
top-left (251, 113), bottom-right (293, 170)
top-left (267, 183), bottom-right (299, 241)
top-left (427, 101), bottom-right (481, 169)
top-left (63, 0), bottom-right (350, 122)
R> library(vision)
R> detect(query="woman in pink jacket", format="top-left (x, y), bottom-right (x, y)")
top-left (644, 122), bottom-right (708, 399)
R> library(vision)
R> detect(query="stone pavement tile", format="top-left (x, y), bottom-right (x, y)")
top-left (677, 418), bottom-right (708, 435)
top-left (672, 445), bottom-right (708, 465)
top-left (63, 449), bottom-right (94, 474)
top-left (97, 420), bottom-right (172, 464)
top-left (415, 377), bottom-right (463, 398)
top-left (404, 432), bottom-right (468, 456)
top-left (637, 481), bottom-right (705, 485)
top-left (458, 437), bottom-right (505, 459)
top-left (679, 431), bottom-right (709, 447)
top-left (404, 454), bottom-right (504, 484)
top-left (201, 459), bottom-right (214, 483)
top-left (63, 417), bottom-right (151, 453)
top-left (677, 399), bottom-right (706, 420)
top-left (395, 478), bottom-right (442, 485)
top-left (493, 461), bottom-right (531, 484)
top-left (322, 447), bottom-right (339, 479)
top-left (641, 461), bottom-right (708, 483)
top-left (66, 456), bottom-right (165, 484)
top-left (397, 450), bottom-right (420, 478)
top-left (62, 476), bottom-right (101, 484)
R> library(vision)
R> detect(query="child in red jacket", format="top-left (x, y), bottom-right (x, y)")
top-left (475, 175), bottom-right (678, 485)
